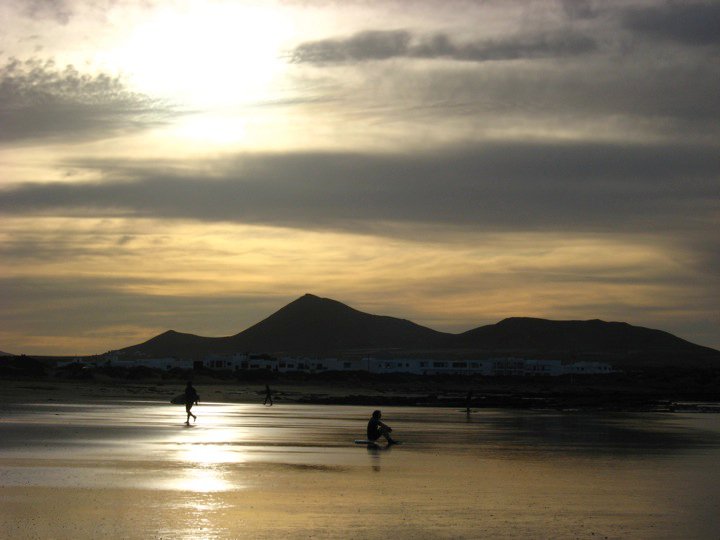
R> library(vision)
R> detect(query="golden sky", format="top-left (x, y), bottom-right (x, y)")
top-left (1, 0), bottom-right (718, 354)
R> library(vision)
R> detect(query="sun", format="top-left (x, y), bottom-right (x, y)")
top-left (110, 2), bottom-right (293, 108)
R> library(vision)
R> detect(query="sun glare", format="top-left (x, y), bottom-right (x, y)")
top-left (172, 113), bottom-right (248, 145)
top-left (171, 418), bottom-right (250, 492)
top-left (111, 2), bottom-right (292, 107)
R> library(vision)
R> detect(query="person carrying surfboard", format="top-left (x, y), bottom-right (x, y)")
top-left (367, 410), bottom-right (398, 445)
top-left (184, 381), bottom-right (199, 425)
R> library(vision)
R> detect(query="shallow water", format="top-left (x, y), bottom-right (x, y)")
top-left (1, 401), bottom-right (719, 538)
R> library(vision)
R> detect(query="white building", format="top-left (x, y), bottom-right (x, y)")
top-left (524, 359), bottom-right (564, 376)
top-left (200, 354), bottom-right (248, 371)
top-left (277, 356), bottom-right (344, 373)
top-left (357, 357), bottom-right (609, 376)
top-left (62, 353), bottom-right (613, 376)
top-left (364, 358), bottom-right (493, 375)
top-left (101, 357), bottom-right (194, 370)
top-left (563, 361), bottom-right (613, 375)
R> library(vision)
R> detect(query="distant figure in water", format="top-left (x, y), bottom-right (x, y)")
top-left (184, 381), bottom-right (199, 425)
top-left (367, 410), bottom-right (398, 445)
top-left (263, 384), bottom-right (273, 406)
top-left (465, 389), bottom-right (473, 414)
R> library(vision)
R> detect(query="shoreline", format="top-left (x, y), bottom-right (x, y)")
top-left (2, 377), bottom-right (719, 412)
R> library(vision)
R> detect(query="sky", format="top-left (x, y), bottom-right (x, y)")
top-left (0, 0), bottom-right (718, 355)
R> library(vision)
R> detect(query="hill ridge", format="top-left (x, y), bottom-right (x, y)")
top-left (117, 294), bottom-right (720, 368)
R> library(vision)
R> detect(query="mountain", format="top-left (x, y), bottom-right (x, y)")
top-left (118, 294), bottom-right (720, 368)
top-left (0, 350), bottom-right (14, 357)
top-left (457, 317), bottom-right (719, 367)
top-left (121, 294), bottom-right (451, 357)
top-left (124, 330), bottom-right (234, 358)
top-left (458, 317), bottom-right (708, 353)
top-left (227, 294), bottom-right (452, 352)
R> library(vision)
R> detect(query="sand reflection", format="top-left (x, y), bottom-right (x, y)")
top-left (173, 466), bottom-right (232, 493)
top-left (169, 410), bottom-right (253, 492)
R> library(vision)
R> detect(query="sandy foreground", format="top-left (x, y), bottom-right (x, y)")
top-left (2, 379), bottom-right (720, 539)
top-left (2, 459), bottom-right (600, 539)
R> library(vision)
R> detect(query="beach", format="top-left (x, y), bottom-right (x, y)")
top-left (2, 380), bottom-right (720, 539)
top-left (1, 371), bottom-right (709, 411)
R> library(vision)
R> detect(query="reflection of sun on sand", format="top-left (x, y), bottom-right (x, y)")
top-left (177, 467), bottom-right (233, 493)
top-left (172, 422), bottom-right (249, 492)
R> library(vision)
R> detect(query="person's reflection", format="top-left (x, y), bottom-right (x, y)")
top-left (366, 442), bottom-right (393, 472)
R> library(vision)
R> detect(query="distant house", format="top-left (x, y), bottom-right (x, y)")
top-left (277, 356), bottom-right (342, 373)
top-left (524, 359), bottom-right (564, 376)
top-left (106, 357), bottom-right (194, 370)
top-left (563, 361), bottom-right (613, 375)
top-left (200, 354), bottom-right (248, 371)
top-left (63, 352), bottom-right (612, 376)
top-left (362, 358), bottom-right (484, 375)
top-left (355, 357), bottom-right (609, 376)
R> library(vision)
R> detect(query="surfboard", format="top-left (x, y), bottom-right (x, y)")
top-left (354, 439), bottom-right (402, 446)
top-left (171, 393), bottom-right (199, 405)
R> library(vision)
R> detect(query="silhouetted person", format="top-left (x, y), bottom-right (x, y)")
top-left (184, 381), bottom-right (199, 425)
top-left (263, 384), bottom-right (273, 406)
top-left (367, 410), bottom-right (397, 445)
top-left (465, 389), bottom-right (473, 414)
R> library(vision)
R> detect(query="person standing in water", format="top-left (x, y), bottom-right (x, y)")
top-left (184, 381), bottom-right (199, 425)
top-left (263, 384), bottom-right (273, 406)
top-left (367, 410), bottom-right (398, 445)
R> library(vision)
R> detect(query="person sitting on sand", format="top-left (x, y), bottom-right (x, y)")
top-left (367, 410), bottom-right (398, 444)
top-left (184, 381), bottom-right (199, 425)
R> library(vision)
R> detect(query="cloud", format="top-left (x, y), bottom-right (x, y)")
top-left (284, 32), bottom-right (720, 150)
top-left (290, 29), bottom-right (597, 64)
top-left (559, 0), bottom-right (597, 20)
top-left (1, 143), bottom-right (717, 239)
top-left (291, 30), bottom-right (412, 63)
top-left (282, 8), bottom-right (720, 146)
top-left (622, 2), bottom-right (720, 46)
top-left (18, 0), bottom-right (74, 24)
top-left (0, 274), bottom-right (286, 354)
top-left (0, 58), bottom-right (176, 144)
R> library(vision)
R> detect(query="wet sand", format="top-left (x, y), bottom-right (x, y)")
top-left (2, 389), bottom-right (720, 538)
top-left (0, 376), bottom-right (700, 411)
top-left (0, 379), bottom-right (393, 407)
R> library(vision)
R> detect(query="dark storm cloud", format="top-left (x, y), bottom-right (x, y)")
top-left (0, 58), bottom-right (176, 144)
top-left (1, 143), bottom-right (717, 237)
top-left (290, 29), bottom-right (597, 64)
top-left (622, 2), bottom-right (720, 46)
